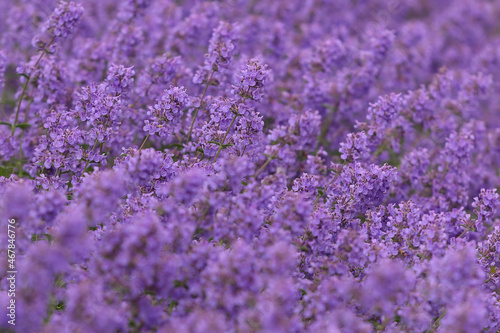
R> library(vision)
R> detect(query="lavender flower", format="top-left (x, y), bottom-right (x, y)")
top-left (193, 21), bottom-right (239, 85)
top-left (231, 58), bottom-right (271, 101)
top-left (43, 1), bottom-right (84, 39)
top-left (339, 131), bottom-right (370, 162)
top-left (1, 1), bottom-right (500, 331)
top-left (143, 86), bottom-right (189, 138)
top-left (0, 51), bottom-right (6, 94)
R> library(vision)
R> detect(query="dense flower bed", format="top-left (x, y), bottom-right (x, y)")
top-left (1, 0), bottom-right (500, 332)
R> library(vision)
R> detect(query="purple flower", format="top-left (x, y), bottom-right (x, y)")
top-left (339, 131), bottom-right (370, 162)
top-left (143, 86), bottom-right (189, 141)
top-left (43, 1), bottom-right (84, 39)
top-left (231, 58), bottom-right (271, 101)
top-left (193, 21), bottom-right (239, 85)
top-left (2, 1), bottom-right (500, 331)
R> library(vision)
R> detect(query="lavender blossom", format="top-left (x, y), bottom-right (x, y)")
top-left (143, 86), bottom-right (189, 138)
top-left (43, 1), bottom-right (84, 39)
top-left (1, 1), bottom-right (500, 331)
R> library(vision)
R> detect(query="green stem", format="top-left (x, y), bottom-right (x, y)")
top-left (457, 217), bottom-right (478, 239)
top-left (187, 70), bottom-right (214, 142)
top-left (427, 310), bottom-right (446, 333)
top-left (130, 83), bottom-right (153, 109)
top-left (458, 227), bottom-right (470, 238)
top-left (317, 100), bottom-right (340, 149)
top-left (11, 36), bottom-right (55, 137)
top-left (81, 139), bottom-right (99, 177)
top-left (212, 88), bottom-right (251, 163)
top-left (240, 144), bottom-right (247, 157)
top-left (139, 134), bottom-right (150, 151)
top-left (253, 143), bottom-right (285, 178)
top-left (313, 193), bottom-right (323, 205)
top-left (313, 173), bottom-right (340, 205)
top-left (16, 99), bottom-right (33, 174)
top-left (378, 317), bottom-right (390, 332)
top-left (213, 112), bottom-right (238, 163)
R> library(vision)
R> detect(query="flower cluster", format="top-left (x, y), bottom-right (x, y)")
top-left (193, 21), bottom-right (239, 85)
top-left (1, 0), bottom-right (500, 332)
top-left (143, 86), bottom-right (189, 138)
top-left (43, 1), bottom-right (84, 38)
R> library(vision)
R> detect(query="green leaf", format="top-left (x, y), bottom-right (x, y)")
top-left (0, 122), bottom-right (12, 128)
top-left (167, 300), bottom-right (179, 315)
top-left (264, 153), bottom-right (278, 160)
top-left (298, 246), bottom-right (309, 252)
top-left (15, 123), bottom-right (31, 130)
top-left (173, 280), bottom-right (188, 289)
top-left (54, 301), bottom-right (65, 311)
top-left (166, 143), bottom-right (184, 149)
top-left (0, 165), bottom-right (15, 177)
top-left (54, 275), bottom-right (66, 288)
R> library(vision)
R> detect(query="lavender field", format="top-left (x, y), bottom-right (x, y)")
top-left (1, 0), bottom-right (500, 332)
